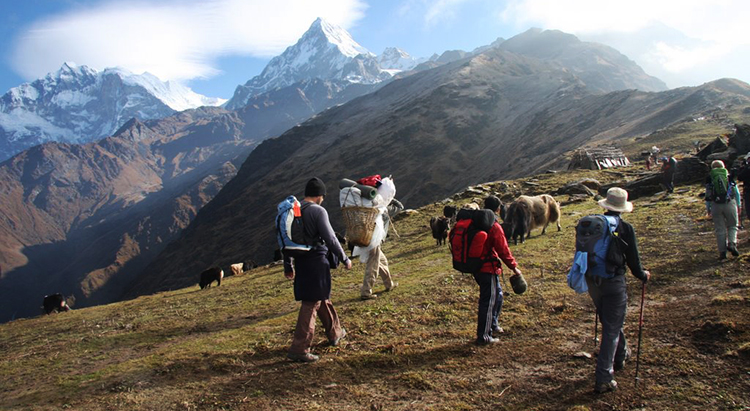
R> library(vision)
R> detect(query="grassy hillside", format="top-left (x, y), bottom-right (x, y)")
top-left (1, 167), bottom-right (748, 410)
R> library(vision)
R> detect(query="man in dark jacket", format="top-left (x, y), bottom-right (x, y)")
top-left (588, 187), bottom-right (650, 394)
top-left (284, 177), bottom-right (353, 362)
top-left (661, 156), bottom-right (677, 193)
top-left (474, 195), bottom-right (522, 345)
top-left (737, 152), bottom-right (750, 226)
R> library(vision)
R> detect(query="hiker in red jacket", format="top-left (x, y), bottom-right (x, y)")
top-left (474, 195), bottom-right (522, 345)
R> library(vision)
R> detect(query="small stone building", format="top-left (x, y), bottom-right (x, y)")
top-left (568, 147), bottom-right (630, 170)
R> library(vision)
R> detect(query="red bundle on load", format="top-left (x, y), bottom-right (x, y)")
top-left (357, 174), bottom-right (382, 187)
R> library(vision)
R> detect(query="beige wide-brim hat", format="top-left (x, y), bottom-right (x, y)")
top-left (598, 187), bottom-right (634, 213)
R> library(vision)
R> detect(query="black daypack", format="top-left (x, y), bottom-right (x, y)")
top-left (449, 209), bottom-right (496, 274)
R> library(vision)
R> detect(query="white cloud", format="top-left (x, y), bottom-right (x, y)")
top-left (397, 0), bottom-right (474, 28)
top-left (424, 0), bottom-right (472, 27)
top-left (11, 0), bottom-right (367, 83)
top-left (500, 0), bottom-right (750, 86)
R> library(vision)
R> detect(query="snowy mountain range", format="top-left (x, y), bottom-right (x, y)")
top-left (0, 63), bottom-right (225, 161)
top-left (224, 18), bottom-right (422, 110)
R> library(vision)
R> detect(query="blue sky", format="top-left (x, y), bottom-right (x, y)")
top-left (2, 0), bottom-right (749, 99)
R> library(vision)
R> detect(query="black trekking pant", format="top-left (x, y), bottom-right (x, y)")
top-left (473, 272), bottom-right (503, 343)
top-left (586, 274), bottom-right (628, 384)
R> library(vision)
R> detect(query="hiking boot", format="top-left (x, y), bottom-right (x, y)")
top-left (330, 328), bottom-right (347, 347)
top-left (728, 245), bottom-right (739, 257)
top-left (287, 352), bottom-right (319, 363)
top-left (360, 294), bottom-right (378, 300)
top-left (614, 348), bottom-right (631, 371)
top-left (594, 380), bottom-right (618, 394)
top-left (385, 282), bottom-right (399, 292)
top-left (475, 337), bottom-right (500, 346)
top-left (719, 252), bottom-right (727, 260)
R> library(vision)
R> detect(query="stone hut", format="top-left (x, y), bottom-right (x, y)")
top-left (568, 147), bottom-right (630, 170)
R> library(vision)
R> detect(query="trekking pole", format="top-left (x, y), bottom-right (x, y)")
top-left (635, 282), bottom-right (647, 386)
top-left (594, 310), bottom-right (599, 349)
top-left (389, 218), bottom-right (401, 238)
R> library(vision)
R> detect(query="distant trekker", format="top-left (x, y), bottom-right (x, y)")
top-left (737, 152), bottom-right (750, 226)
top-left (706, 160), bottom-right (740, 259)
top-left (661, 156), bottom-right (677, 193)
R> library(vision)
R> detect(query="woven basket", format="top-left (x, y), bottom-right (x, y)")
top-left (341, 206), bottom-right (379, 247)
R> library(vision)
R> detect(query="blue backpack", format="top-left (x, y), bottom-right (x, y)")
top-left (567, 215), bottom-right (626, 293)
top-left (275, 196), bottom-right (312, 258)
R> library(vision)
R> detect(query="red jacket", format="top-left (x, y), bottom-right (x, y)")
top-left (480, 222), bottom-right (517, 275)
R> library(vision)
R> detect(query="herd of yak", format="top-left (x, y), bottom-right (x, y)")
top-left (430, 194), bottom-right (562, 246)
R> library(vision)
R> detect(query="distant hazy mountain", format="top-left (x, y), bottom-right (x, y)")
top-left (0, 63), bottom-right (225, 161)
top-left (498, 28), bottom-right (667, 93)
top-left (224, 18), bottom-right (394, 110)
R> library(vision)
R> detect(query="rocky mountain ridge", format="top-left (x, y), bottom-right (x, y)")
top-left (131, 47), bottom-right (750, 296)
top-left (0, 24), bottom-right (707, 321)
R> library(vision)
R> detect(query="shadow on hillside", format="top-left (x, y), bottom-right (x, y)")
top-left (0, 241), bottom-right (72, 322)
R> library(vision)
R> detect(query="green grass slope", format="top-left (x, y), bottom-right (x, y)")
top-left (1, 168), bottom-right (748, 410)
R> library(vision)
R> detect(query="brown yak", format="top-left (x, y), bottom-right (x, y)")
top-left (502, 194), bottom-right (561, 245)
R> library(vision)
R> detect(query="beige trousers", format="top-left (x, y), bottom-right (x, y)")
top-left (289, 300), bottom-right (343, 354)
top-left (361, 246), bottom-right (394, 297)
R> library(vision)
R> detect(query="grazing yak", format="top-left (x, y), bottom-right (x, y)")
top-left (503, 194), bottom-right (561, 245)
top-left (42, 293), bottom-right (71, 314)
top-left (443, 205), bottom-right (458, 224)
top-left (429, 216), bottom-right (450, 246)
top-left (199, 266), bottom-right (224, 289)
top-left (230, 263), bottom-right (244, 277)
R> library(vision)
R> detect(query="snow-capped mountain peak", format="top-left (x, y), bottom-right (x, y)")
top-left (0, 63), bottom-right (225, 161)
top-left (309, 17), bottom-right (373, 58)
top-left (104, 67), bottom-right (226, 111)
top-left (224, 18), bottom-right (389, 109)
top-left (378, 47), bottom-right (424, 72)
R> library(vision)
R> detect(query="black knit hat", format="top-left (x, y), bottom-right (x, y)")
top-left (484, 195), bottom-right (502, 212)
top-left (305, 177), bottom-right (327, 197)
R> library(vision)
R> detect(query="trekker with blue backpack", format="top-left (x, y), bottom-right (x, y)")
top-left (572, 187), bottom-right (650, 394)
top-left (706, 160), bottom-right (740, 259)
top-left (280, 177), bottom-right (352, 362)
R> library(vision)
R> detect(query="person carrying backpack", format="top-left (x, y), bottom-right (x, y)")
top-left (283, 177), bottom-right (353, 362)
top-left (706, 160), bottom-right (740, 259)
top-left (661, 156), bottom-right (677, 193)
top-left (585, 187), bottom-right (650, 394)
top-left (358, 176), bottom-right (398, 300)
top-left (469, 195), bottom-right (522, 345)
